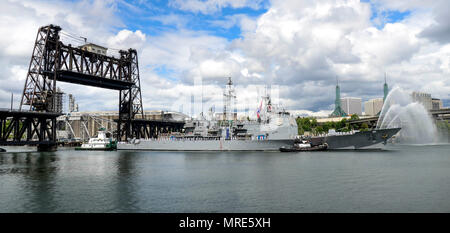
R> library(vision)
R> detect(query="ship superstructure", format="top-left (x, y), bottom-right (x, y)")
top-left (118, 78), bottom-right (298, 151)
top-left (117, 78), bottom-right (400, 151)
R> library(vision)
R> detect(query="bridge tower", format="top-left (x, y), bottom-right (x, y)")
top-left (18, 24), bottom-right (145, 143)
top-left (20, 25), bottom-right (62, 112)
top-left (118, 49), bottom-right (145, 140)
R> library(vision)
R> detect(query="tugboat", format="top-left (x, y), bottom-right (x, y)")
top-left (75, 128), bottom-right (116, 151)
top-left (279, 139), bottom-right (328, 152)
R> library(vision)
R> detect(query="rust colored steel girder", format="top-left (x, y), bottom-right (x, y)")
top-left (20, 24), bottom-right (142, 112)
top-left (52, 43), bottom-right (134, 90)
top-left (0, 110), bottom-right (60, 146)
top-left (19, 24), bottom-right (145, 142)
top-left (20, 25), bottom-right (61, 112)
top-left (115, 119), bottom-right (185, 140)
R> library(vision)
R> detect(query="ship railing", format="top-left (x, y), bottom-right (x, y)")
top-left (314, 130), bottom-right (357, 137)
top-left (145, 136), bottom-right (272, 141)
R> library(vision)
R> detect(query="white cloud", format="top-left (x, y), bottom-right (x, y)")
top-left (107, 29), bottom-right (146, 51)
top-left (148, 14), bottom-right (189, 28)
top-left (289, 109), bottom-right (333, 118)
top-left (139, 30), bottom-right (229, 83)
top-left (209, 14), bottom-right (257, 32)
top-left (223, 0), bottom-right (450, 110)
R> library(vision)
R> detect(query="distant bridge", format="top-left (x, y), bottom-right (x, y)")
top-left (430, 108), bottom-right (450, 120)
top-left (347, 116), bottom-right (379, 126)
top-left (345, 108), bottom-right (450, 127)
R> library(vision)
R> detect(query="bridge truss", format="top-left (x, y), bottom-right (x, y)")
top-left (19, 24), bottom-right (144, 142)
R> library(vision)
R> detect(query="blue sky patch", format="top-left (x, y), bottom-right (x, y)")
top-left (112, 0), bottom-right (268, 40)
top-left (361, 0), bottom-right (411, 28)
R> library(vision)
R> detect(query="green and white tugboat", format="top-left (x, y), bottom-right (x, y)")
top-left (76, 128), bottom-right (116, 151)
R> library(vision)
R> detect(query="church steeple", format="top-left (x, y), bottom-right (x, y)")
top-left (383, 72), bottom-right (389, 102)
top-left (335, 77), bottom-right (340, 107)
top-left (330, 76), bottom-right (347, 117)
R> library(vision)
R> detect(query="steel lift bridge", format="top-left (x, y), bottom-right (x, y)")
top-left (0, 24), bottom-right (181, 151)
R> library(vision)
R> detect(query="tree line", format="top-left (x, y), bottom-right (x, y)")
top-left (296, 114), bottom-right (369, 135)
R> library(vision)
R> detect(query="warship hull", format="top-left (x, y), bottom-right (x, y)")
top-left (118, 139), bottom-right (294, 151)
top-left (117, 128), bottom-right (401, 151)
top-left (310, 128), bottom-right (401, 149)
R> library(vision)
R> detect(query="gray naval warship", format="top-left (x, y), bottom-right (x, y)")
top-left (117, 79), bottom-right (400, 151)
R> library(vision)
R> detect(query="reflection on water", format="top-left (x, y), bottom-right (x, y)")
top-left (1, 145), bottom-right (450, 213)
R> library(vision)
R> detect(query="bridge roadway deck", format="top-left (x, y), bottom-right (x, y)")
top-left (44, 70), bottom-right (134, 90)
top-left (0, 109), bottom-right (61, 118)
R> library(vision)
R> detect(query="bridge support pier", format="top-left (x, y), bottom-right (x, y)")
top-left (37, 144), bottom-right (57, 152)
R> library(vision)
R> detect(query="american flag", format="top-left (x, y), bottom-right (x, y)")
top-left (256, 100), bottom-right (263, 118)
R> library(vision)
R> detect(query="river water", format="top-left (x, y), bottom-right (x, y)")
top-left (0, 144), bottom-right (449, 213)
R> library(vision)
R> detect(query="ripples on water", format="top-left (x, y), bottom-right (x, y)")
top-left (0, 145), bottom-right (450, 213)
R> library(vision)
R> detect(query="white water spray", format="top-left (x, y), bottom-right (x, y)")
top-left (376, 87), bottom-right (438, 144)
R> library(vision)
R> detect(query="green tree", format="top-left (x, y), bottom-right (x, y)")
top-left (350, 114), bottom-right (359, 120)
top-left (315, 126), bottom-right (324, 134)
top-left (322, 122), bottom-right (334, 133)
top-left (360, 123), bottom-right (369, 131)
top-left (302, 120), bottom-right (311, 132)
top-left (335, 118), bottom-right (347, 131)
top-left (311, 118), bottom-right (318, 128)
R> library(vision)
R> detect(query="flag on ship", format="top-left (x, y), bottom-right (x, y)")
top-left (257, 100), bottom-right (263, 118)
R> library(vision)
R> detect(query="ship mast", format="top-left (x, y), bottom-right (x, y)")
top-left (257, 86), bottom-right (272, 124)
top-left (223, 77), bottom-right (236, 125)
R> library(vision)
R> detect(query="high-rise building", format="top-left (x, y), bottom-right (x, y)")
top-left (432, 98), bottom-right (443, 110)
top-left (412, 91), bottom-right (432, 111)
top-left (53, 87), bottom-right (64, 113)
top-left (341, 97), bottom-right (362, 115)
top-left (364, 98), bottom-right (383, 116)
top-left (68, 94), bottom-right (78, 112)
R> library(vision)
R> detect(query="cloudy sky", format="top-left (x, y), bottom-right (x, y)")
top-left (0, 0), bottom-right (449, 117)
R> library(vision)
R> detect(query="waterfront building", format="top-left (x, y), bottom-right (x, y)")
top-left (412, 91), bottom-right (432, 111)
top-left (364, 98), bottom-right (383, 116)
top-left (68, 94), bottom-right (79, 112)
top-left (53, 87), bottom-right (65, 113)
top-left (432, 98), bottom-right (443, 110)
top-left (341, 97), bottom-right (362, 116)
top-left (56, 110), bottom-right (188, 141)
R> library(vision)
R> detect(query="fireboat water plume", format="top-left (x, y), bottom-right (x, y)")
top-left (376, 87), bottom-right (438, 144)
